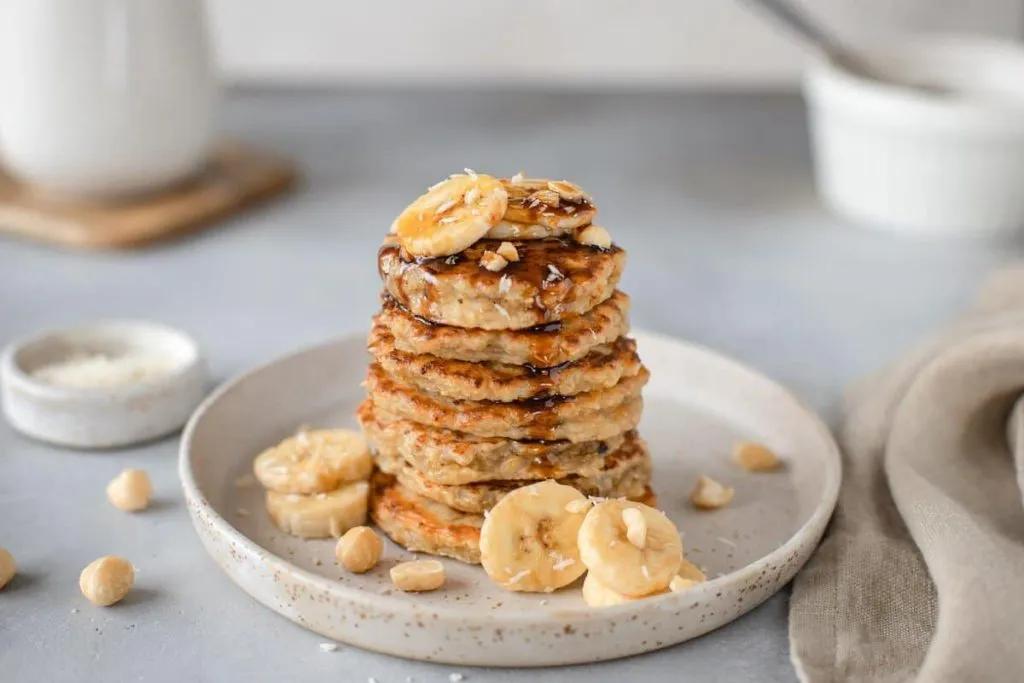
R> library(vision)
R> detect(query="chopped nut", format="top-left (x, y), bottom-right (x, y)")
top-left (79, 556), bottom-right (134, 606)
top-left (575, 225), bottom-right (612, 249)
top-left (733, 441), bottom-right (781, 471)
top-left (434, 198), bottom-right (458, 215)
top-left (564, 498), bottom-right (592, 514)
top-left (669, 576), bottom-right (699, 593)
top-left (0, 548), bottom-right (15, 590)
top-left (529, 189), bottom-right (561, 207)
top-left (548, 179), bottom-right (586, 202)
top-left (496, 241), bottom-right (519, 262)
top-left (621, 508), bottom-right (647, 549)
top-left (690, 475), bottom-right (734, 510)
top-left (106, 469), bottom-right (153, 512)
top-left (479, 251), bottom-right (508, 272)
top-left (336, 526), bottom-right (383, 573)
top-left (390, 560), bottom-right (446, 592)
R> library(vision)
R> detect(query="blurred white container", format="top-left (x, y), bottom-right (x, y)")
top-left (804, 36), bottom-right (1024, 235)
top-left (0, 0), bottom-right (217, 198)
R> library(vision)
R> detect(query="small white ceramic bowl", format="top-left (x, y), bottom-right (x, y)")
top-left (804, 35), bottom-right (1024, 235)
top-left (1, 320), bottom-right (208, 448)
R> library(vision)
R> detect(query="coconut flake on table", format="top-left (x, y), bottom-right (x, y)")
top-left (31, 351), bottom-right (177, 389)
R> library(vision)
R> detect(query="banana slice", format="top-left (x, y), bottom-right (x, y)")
top-left (485, 220), bottom-right (572, 240)
top-left (677, 557), bottom-right (706, 582)
top-left (265, 480), bottom-right (369, 539)
top-left (253, 429), bottom-right (371, 495)
top-left (670, 558), bottom-right (707, 592)
top-left (479, 480), bottom-right (589, 592)
top-left (582, 572), bottom-right (666, 607)
top-left (499, 177), bottom-right (596, 231)
top-left (393, 173), bottom-right (508, 257)
top-left (578, 499), bottom-right (682, 597)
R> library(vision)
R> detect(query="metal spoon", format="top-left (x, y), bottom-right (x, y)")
top-left (742, 0), bottom-right (950, 95)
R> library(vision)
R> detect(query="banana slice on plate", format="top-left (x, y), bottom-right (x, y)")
top-left (582, 572), bottom-right (666, 607)
top-left (498, 177), bottom-right (596, 232)
top-left (393, 173), bottom-right (508, 257)
top-left (266, 480), bottom-right (369, 539)
top-left (479, 480), bottom-right (589, 592)
top-left (253, 429), bottom-right (371, 495)
top-left (578, 499), bottom-right (682, 597)
top-left (677, 557), bottom-right (706, 582)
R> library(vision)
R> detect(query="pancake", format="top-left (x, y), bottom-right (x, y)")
top-left (370, 473), bottom-right (658, 565)
top-left (370, 472), bottom-right (483, 564)
top-left (358, 401), bottom-right (625, 485)
top-left (375, 433), bottom-right (652, 514)
top-left (377, 236), bottom-right (625, 330)
top-left (375, 290), bottom-right (630, 367)
top-left (369, 322), bottom-right (642, 401)
top-left (366, 363), bottom-right (647, 442)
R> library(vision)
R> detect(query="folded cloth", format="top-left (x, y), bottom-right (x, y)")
top-left (789, 266), bottom-right (1024, 682)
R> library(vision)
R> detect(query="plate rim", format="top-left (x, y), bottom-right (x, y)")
top-left (178, 329), bottom-right (841, 640)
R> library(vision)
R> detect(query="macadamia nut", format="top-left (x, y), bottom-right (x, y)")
top-left (336, 526), bottom-right (382, 573)
top-left (106, 469), bottom-right (153, 512)
top-left (80, 556), bottom-right (134, 606)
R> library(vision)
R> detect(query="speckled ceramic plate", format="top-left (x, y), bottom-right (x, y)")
top-left (179, 330), bottom-right (840, 666)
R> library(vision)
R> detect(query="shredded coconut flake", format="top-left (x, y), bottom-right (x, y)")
top-left (498, 274), bottom-right (511, 294)
top-left (641, 565), bottom-right (651, 580)
top-left (717, 536), bottom-right (737, 548)
top-left (552, 557), bottom-right (575, 571)
top-left (319, 642), bottom-right (339, 652)
top-left (464, 168), bottom-right (477, 178)
top-left (449, 674), bottom-right (465, 683)
top-left (508, 569), bottom-right (531, 584)
top-left (32, 351), bottom-right (176, 390)
top-left (494, 304), bottom-right (511, 320)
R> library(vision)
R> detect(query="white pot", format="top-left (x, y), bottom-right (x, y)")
top-left (803, 35), bottom-right (1024, 236)
top-left (0, 0), bottom-right (218, 198)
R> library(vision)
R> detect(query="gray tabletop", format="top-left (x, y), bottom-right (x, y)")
top-left (1, 88), bottom-right (1018, 682)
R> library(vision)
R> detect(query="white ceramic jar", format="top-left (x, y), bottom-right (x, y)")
top-left (0, 0), bottom-right (217, 198)
top-left (804, 36), bottom-right (1024, 236)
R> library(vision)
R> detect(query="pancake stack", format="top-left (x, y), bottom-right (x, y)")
top-left (360, 172), bottom-right (652, 563)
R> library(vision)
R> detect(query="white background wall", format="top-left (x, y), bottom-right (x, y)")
top-left (207, 0), bottom-right (1023, 87)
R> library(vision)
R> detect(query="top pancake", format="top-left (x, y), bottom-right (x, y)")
top-left (377, 236), bottom-right (625, 330)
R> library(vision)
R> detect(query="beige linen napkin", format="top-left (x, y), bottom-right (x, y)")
top-left (789, 266), bottom-right (1024, 682)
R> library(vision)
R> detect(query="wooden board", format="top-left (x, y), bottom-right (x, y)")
top-left (0, 141), bottom-right (298, 249)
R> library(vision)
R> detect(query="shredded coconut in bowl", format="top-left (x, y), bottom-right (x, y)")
top-left (31, 351), bottom-right (177, 389)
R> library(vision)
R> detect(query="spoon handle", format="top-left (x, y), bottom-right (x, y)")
top-left (743, 0), bottom-right (848, 60)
